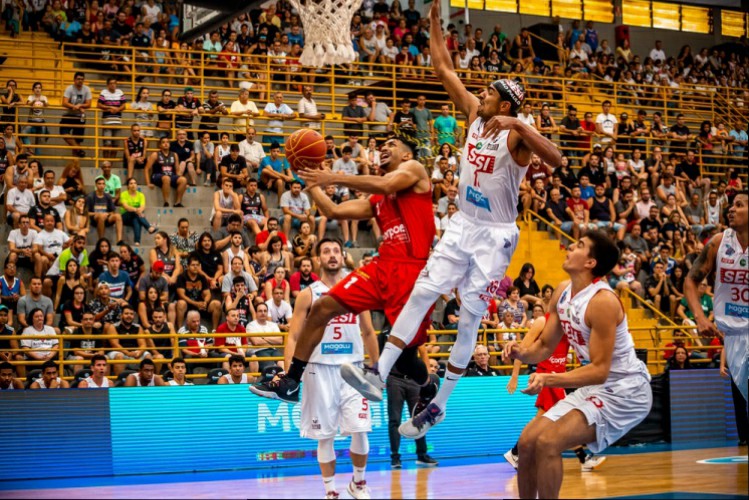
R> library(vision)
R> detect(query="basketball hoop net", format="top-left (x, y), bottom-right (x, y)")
top-left (289, 0), bottom-right (363, 67)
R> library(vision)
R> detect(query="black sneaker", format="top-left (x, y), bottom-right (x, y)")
top-left (249, 375), bottom-right (300, 404)
top-left (416, 454), bottom-right (439, 467)
top-left (390, 456), bottom-right (402, 469)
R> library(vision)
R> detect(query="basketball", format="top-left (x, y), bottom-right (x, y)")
top-left (285, 129), bottom-right (327, 172)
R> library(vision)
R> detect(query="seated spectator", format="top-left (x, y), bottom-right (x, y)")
top-left (241, 178), bottom-right (269, 236)
top-left (28, 189), bottom-right (63, 233)
top-left (544, 188), bottom-right (574, 246)
top-left (589, 184), bottom-right (625, 240)
top-left (223, 280), bottom-right (255, 330)
top-left (176, 255), bottom-right (222, 332)
top-left (0, 361), bottom-right (24, 390)
top-left (666, 346), bottom-right (692, 371)
top-left (145, 136), bottom-right (187, 208)
top-left (314, 184), bottom-right (348, 242)
top-left (677, 280), bottom-right (713, 333)
top-left (219, 144), bottom-right (249, 190)
top-left (8, 214), bottom-right (37, 270)
top-left (292, 221), bottom-right (317, 267)
top-left (217, 353), bottom-right (250, 383)
top-left (500, 286), bottom-right (528, 328)
top-left (21, 308), bottom-right (59, 364)
top-left (246, 302), bottom-right (283, 371)
top-left (58, 160), bottom-right (85, 201)
top-left (212, 178), bottom-right (242, 231)
top-left (90, 282), bottom-right (122, 328)
top-left (237, 127), bottom-right (265, 172)
top-left (645, 261), bottom-right (672, 315)
top-left (124, 358), bottom-right (166, 386)
top-left (119, 243), bottom-right (144, 291)
top-left (609, 250), bottom-right (644, 299)
top-left (190, 232), bottom-right (225, 294)
top-left (260, 235), bottom-right (293, 279)
top-left (0, 260), bottom-right (25, 320)
top-left (77, 354), bottom-right (111, 389)
top-left (259, 142), bottom-right (294, 200)
top-left (17, 276), bottom-right (54, 329)
top-left (262, 266), bottom-right (291, 304)
top-left (265, 286), bottom-right (292, 332)
top-left (67, 311), bottom-right (104, 374)
top-left (195, 131), bottom-right (216, 186)
top-left (5, 176), bottom-right (36, 228)
top-left (99, 162), bottom-right (122, 203)
top-left (167, 357), bottom-right (194, 386)
top-left (565, 185), bottom-right (594, 240)
top-left (29, 360), bottom-right (70, 389)
top-left (221, 256), bottom-right (258, 303)
top-left (33, 213), bottom-right (70, 278)
top-left (513, 263), bottom-right (542, 308)
top-left (465, 344), bottom-right (500, 377)
top-left (289, 258), bottom-right (319, 300)
top-left (105, 305), bottom-right (149, 376)
top-left (55, 264), bottom-right (85, 326)
top-left (120, 177), bottom-right (157, 245)
top-left (144, 307), bottom-right (176, 361)
top-left (64, 196), bottom-right (90, 238)
top-left (255, 217), bottom-right (289, 251)
top-left (86, 176), bottom-right (124, 244)
top-left (171, 129), bottom-right (200, 186)
top-left (178, 310), bottom-right (212, 362)
top-left (97, 252), bottom-right (133, 306)
top-left (170, 218), bottom-right (200, 259)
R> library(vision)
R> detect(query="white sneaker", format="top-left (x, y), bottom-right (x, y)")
top-left (347, 480), bottom-right (370, 499)
top-left (504, 449), bottom-right (519, 470)
top-left (581, 455), bottom-right (606, 472)
top-left (324, 491), bottom-right (339, 499)
top-left (340, 363), bottom-right (385, 402)
top-left (398, 402), bottom-right (445, 439)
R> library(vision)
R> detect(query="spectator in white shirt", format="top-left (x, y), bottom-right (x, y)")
top-left (5, 176), bottom-right (36, 227)
top-left (649, 40), bottom-right (666, 63)
top-left (263, 92), bottom-right (296, 152)
top-left (298, 86), bottom-right (325, 130)
top-left (34, 169), bottom-right (67, 218)
top-left (8, 214), bottom-right (37, 267)
top-left (33, 213), bottom-right (70, 277)
top-left (246, 302), bottom-right (284, 371)
top-left (331, 146), bottom-right (359, 199)
top-left (517, 102), bottom-right (536, 129)
top-left (595, 100), bottom-right (618, 146)
top-left (238, 127), bottom-right (266, 173)
top-left (230, 88), bottom-right (260, 141)
top-left (265, 286), bottom-right (292, 332)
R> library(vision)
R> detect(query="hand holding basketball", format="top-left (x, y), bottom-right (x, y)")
top-left (285, 129), bottom-right (327, 172)
top-left (297, 165), bottom-right (336, 189)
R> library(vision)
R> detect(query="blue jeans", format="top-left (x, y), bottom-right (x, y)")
top-left (21, 124), bottom-right (48, 155)
top-left (122, 212), bottom-right (152, 243)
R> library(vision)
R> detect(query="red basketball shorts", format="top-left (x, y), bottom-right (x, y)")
top-left (327, 258), bottom-right (433, 348)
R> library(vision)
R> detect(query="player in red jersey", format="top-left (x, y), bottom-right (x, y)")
top-left (502, 314), bottom-right (606, 472)
top-left (250, 136), bottom-right (436, 403)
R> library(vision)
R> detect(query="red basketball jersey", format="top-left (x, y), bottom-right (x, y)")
top-left (536, 333), bottom-right (570, 374)
top-left (369, 189), bottom-right (434, 262)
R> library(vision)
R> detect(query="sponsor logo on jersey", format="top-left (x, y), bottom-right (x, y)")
top-left (467, 143), bottom-right (496, 175)
top-left (466, 186), bottom-right (491, 211)
top-left (721, 258), bottom-right (736, 264)
top-left (321, 342), bottom-right (354, 354)
top-left (329, 313), bottom-right (358, 325)
top-left (720, 268), bottom-right (749, 285)
top-left (725, 303), bottom-right (749, 318)
top-left (741, 258), bottom-right (747, 267)
top-left (382, 222), bottom-right (410, 244)
top-left (725, 246), bottom-right (735, 256)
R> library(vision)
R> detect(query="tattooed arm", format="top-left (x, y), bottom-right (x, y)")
top-left (684, 233), bottom-right (723, 338)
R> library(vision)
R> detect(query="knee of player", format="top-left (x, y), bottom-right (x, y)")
top-left (535, 428), bottom-right (566, 455)
top-left (349, 432), bottom-right (369, 456)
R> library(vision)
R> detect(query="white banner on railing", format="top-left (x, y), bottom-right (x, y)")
top-left (182, 4), bottom-right (223, 34)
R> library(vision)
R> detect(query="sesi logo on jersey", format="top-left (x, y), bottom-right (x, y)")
top-left (328, 313), bottom-right (358, 325)
top-left (467, 143), bottom-right (496, 186)
top-left (720, 268), bottom-right (749, 285)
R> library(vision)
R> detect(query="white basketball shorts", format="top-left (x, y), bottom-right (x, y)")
top-left (300, 362), bottom-right (372, 440)
top-left (543, 374), bottom-right (653, 454)
top-left (723, 327), bottom-right (748, 401)
top-left (416, 212), bottom-right (519, 316)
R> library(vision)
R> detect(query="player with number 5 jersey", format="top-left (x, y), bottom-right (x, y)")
top-left (685, 191), bottom-right (748, 401)
top-left (249, 135), bottom-right (436, 405)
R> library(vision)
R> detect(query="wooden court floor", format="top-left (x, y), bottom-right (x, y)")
top-left (2, 446), bottom-right (746, 499)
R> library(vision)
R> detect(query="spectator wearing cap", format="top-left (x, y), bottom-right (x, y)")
top-left (259, 142), bottom-right (294, 200)
top-left (262, 92), bottom-right (295, 152)
top-left (138, 260), bottom-right (176, 323)
top-left (174, 87), bottom-right (201, 140)
top-left (86, 176), bottom-right (124, 244)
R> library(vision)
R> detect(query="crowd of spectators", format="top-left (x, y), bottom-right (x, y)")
top-left (0, 0), bottom-right (747, 388)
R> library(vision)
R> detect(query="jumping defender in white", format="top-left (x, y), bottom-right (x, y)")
top-left (341, 0), bottom-right (562, 438)
top-left (281, 239), bottom-right (379, 500)
top-left (503, 231), bottom-right (652, 499)
top-left (684, 192), bottom-right (748, 401)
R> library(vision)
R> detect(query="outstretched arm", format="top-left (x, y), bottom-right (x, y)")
top-left (299, 160), bottom-right (428, 195)
top-left (306, 186), bottom-right (374, 221)
top-left (429, 1), bottom-right (479, 123)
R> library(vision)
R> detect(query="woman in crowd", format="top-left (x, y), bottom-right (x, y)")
top-left (261, 235), bottom-right (292, 281)
top-left (58, 160), bottom-right (85, 202)
top-left (500, 286), bottom-right (528, 329)
top-left (513, 263), bottom-right (542, 309)
top-left (22, 82), bottom-right (49, 155)
top-left (138, 285), bottom-right (163, 331)
top-left (150, 230), bottom-right (182, 288)
top-left (292, 221), bottom-right (317, 269)
top-left (88, 238), bottom-right (112, 282)
top-left (120, 177), bottom-right (157, 246)
top-left (54, 259), bottom-right (84, 312)
top-left (261, 265), bottom-right (291, 304)
top-left (64, 196), bottom-right (90, 238)
top-left (59, 284), bottom-right (88, 333)
top-left (667, 345), bottom-right (692, 371)
top-left (131, 87), bottom-right (154, 138)
top-left (433, 142), bottom-right (458, 171)
top-left (119, 243), bottom-right (145, 293)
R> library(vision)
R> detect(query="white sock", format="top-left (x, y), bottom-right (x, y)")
top-left (432, 371), bottom-right (460, 410)
top-left (376, 342), bottom-right (403, 383)
top-left (353, 466), bottom-right (366, 483)
top-left (322, 475), bottom-right (336, 494)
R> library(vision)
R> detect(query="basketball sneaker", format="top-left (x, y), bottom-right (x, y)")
top-left (503, 449), bottom-right (519, 470)
top-left (248, 375), bottom-right (300, 404)
top-left (340, 363), bottom-right (385, 402)
top-left (416, 454), bottom-right (439, 467)
top-left (347, 479), bottom-right (371, 499)
top-left (324, 491), bottom-right (339, 499)
top-left (581, 455), bottom-right (606, 472)
top-left (398, 402), bottom-right (445, 439)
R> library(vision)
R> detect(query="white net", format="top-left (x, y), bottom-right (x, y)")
top-left (289, 0), bottom-right (364, 67)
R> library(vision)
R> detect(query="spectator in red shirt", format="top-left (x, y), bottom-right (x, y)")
top-left (579, 111), bottom-right (597, 151)
top-left (289, 257), bottom-right (319, 300)
top-left (565, 184), bottom-right (594, 240)
top-left (255, 217), bottom-right (289, 250)
top-left (215, 308), bottom-right (249, 370)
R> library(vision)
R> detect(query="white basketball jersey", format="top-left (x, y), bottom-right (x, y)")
top-left (308, 280), bottom-right (363, 365)
top-left (135, 376), bottom-right (155, 387)
top-left (221, 373), bottom-right (249, 384)
top-left (84, 376), bottom-right (111, 388)
top-left (714, 228), bottom-right (749, 332)
top-left (557, 280), bottom-right (649, 382)
top-left (459, 119), bottom-right (529, 224)
top-left (37, 377), bottom-right (62, 389)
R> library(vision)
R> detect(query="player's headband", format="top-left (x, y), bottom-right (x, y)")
top-left (491, 79), bottom-right (525, 111)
